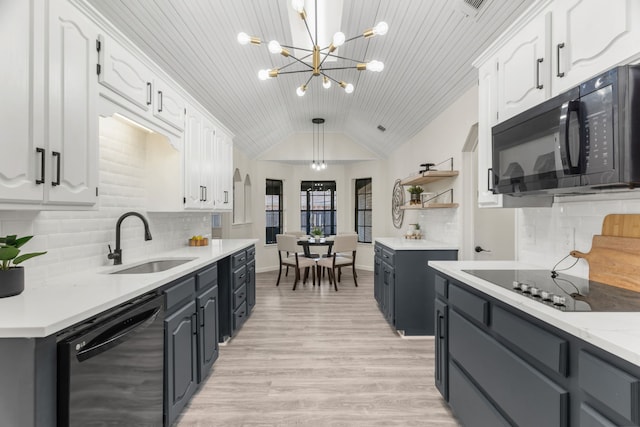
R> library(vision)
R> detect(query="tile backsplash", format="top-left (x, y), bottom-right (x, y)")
top-left (518, 191), bottom-right (640, 278)
top-left (0, 117), bottom-right (211, 285)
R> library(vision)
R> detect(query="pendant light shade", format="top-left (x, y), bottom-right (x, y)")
top-left (311, 118), bottom-right (326, 171)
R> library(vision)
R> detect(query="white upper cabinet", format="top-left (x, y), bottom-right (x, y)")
top-left (48, 0), bottom-right (99, 205)
top-left (0, 0), bottom-right (44, 203)
top-left (477, 60), bottom-right (503, 208)
top-left (201, 117), bottom-right (216, 210)
top-left (184, 107), bottom-right (216, 210)
top-left (214, 130), bottom-right (233, 212)
top-left (98, 34), bottom-right (154, 112)
top-left (184, 107), bottom-right (204, 209)
top-left (153, 78), bottom-right (186, 132)
top-left (97, 35), bottom-right (186, 135)
top-left (497, 12), bottom-right (551, 122)
top-left (0, 0), bottom-right (98, 208)
top-left (182, 106), bottom-right (233, 212)
top-left (551, 0), bottom-right (640, 93)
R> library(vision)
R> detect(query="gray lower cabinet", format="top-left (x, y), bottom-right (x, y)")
top-left (219, 245), bottom-right (255, 341)
top-left (435, 272), bottom-right (640, 427)
top-left (247, 257), bottom-right (256, 314)
top-left (374, 242), bottom-right (457, 335)
top-left (164, 261), bottom-right (220, 426)
top-left (196, 263), bottom-right (219, 382)
top-left (164, 276), bottom-right (198, 425)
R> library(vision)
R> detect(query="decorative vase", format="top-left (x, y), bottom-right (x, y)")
top-left (0, 267), bottom-right (25, 298)
top-left (410, 193), bottom-right (421, 205)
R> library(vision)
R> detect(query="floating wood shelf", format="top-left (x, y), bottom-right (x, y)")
top-left (400, 170), bottom-right (459, 186)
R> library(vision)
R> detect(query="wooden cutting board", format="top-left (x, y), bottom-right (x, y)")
top-left (601, 214), bottom-right (640, 238)
top-left (570, 214), bottom-right (640, 292)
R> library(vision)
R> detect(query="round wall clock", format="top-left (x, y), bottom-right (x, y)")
top-left (392, 179), bottom-right (404, 229)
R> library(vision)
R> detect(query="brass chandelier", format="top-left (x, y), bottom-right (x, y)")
top-left (237, 0), bottom-right (388, 96)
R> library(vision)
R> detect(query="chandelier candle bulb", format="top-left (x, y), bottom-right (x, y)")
top-left (340, 81), bottom-right (354, 94)
top-left (322, 76), bottom-right (331, 89)
top-left (237, 32), bottom-right (261, 45)
top-left (296, 85), bottom-right (307, 97)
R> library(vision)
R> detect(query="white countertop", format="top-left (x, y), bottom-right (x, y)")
top-left (375, 237), bottom-right (458, 251)
top-left (0, 239), bottom-right (257, 338)
top-left (429, 260), bottom-right (640, 367)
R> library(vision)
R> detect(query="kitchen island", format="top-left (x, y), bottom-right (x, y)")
top-left (0, 239), bottom-right (257, 427)
top-left (374, 238), bottom-right (458, 335)
top-left (430, 260), bottom-right (640, 427)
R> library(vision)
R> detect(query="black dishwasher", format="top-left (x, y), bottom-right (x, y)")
top-left (57, 293), bottom-right (165, 426)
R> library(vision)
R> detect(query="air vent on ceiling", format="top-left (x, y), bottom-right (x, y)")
top-left (456, 0), bottom-right (486, 17)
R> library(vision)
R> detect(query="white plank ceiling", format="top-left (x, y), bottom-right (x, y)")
top-left (85, 0), bottom-right (534, 159)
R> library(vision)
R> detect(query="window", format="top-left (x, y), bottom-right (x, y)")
top-left (265, 179), bottom-right (283, 244)
top-left (300, 181), bottom-right (336, 236)
top-left (355, 178), bottom-right (372, 243)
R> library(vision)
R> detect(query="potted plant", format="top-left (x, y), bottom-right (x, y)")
top-left (0, 235), bottom-right (47, 298)
top-left (407, 185), bottom-right (424, 205)
top-left (311, 226), bottom-right (323, 238)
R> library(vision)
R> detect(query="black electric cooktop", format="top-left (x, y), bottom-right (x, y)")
top-left (462, 269), bottom-right (640, 312)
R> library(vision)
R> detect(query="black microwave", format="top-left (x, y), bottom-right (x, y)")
top-left (491, 64), bottom-right (640, 196)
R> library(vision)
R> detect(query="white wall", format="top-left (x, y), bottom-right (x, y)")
top-left (385, 86), bottom-right (479, 245)
top-left (258, 132), bottom-right (379, 162)
top-left (0, 118), bottom-right (212, 285)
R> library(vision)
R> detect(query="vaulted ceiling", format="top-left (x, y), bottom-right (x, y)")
top-left (86, 0), bottom-right (534, 159)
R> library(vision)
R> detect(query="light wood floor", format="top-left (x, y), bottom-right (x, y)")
top-left (176, 268), bottom-right (460, 426)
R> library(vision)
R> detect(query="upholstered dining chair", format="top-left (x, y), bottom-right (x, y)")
top-left (283, 230), bottom-right (306, 277)
top-left (317, 234), bottom-right (358, 291)
top-left (276, 234), bottom-right (316, 290)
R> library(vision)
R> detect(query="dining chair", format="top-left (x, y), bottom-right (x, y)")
top-left (283, 230), bottom-right (306, 276)
top-left (317, 234), bottom-right (358, 291)
top-left (335, 232), bottom-right (358, 280)
top-left (276, 234), bottom-right (316, 290)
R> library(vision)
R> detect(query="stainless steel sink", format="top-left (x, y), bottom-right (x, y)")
top-left (110, 258), bottom-right (196, 274)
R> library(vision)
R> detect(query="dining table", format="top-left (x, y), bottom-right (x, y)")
top-left (296, 237), bottom-right (334, 258)
top-left (297, 237), bottom-right (334, 282)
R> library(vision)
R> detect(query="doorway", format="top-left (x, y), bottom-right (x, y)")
top-left (461, 124), bottom-right (515, 260)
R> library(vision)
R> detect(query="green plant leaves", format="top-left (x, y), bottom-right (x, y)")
top-left (0, 247), bottom-right (20, 261)
top-left (0, 235), bottom-right (46, 270)
top-left (13, 252), bottom-right (47, 265)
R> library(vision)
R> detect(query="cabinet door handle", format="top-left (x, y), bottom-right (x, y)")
top-left (191, 313), bottom-right (197, 335)
top-left (536, 58), bottom-right (544, 89)
top-left (556, 43), bottom-right (565, 77)
top-left (146, 82), bottom-right (152, 105)
top-left (36, 147), bottom-right (45, 184)
top-left (157, 90), bottom-right (163, 112)
top-left (52, 151), bottom-right (61, 186)
top-left (203, 186), bottom-right (207, 202)
top-left (487, 168), bottom-right (495, 192)
top-left (224, 190), bottom-right (228, 203)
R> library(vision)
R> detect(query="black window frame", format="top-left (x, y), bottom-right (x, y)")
top-left (300, 181), bottom-right (337, 236)
top-left (265, 179), bottom-right (283, 244)
top-left (355, 178), bottom-right (372, 243)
